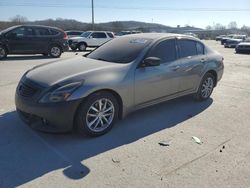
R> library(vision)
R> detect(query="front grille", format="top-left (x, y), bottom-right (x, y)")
top-left (18, 83), bottom-right (38, 98)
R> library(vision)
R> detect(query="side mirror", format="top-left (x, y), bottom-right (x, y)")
top-left (88, 35), bottom-right (93, 39)
top-left (141, 57), bottom-right (161, 67)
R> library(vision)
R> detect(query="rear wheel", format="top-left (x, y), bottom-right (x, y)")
top-left (78, 43), bottom-right (87, 51)
top-left (75, 91), bottom-right (119, 137)
top-left (0, 45), bottom-right (7, 60)
top-left (194, 73), bottom-right (215, 101)
top-left (49, 45), bottom-right (62, 58)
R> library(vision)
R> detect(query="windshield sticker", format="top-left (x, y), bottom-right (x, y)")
top-left (130, 39), bottom-right (148, 44)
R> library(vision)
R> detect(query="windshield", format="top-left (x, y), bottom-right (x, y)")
top-left (87, 37), bottom-right (152, 64)
top-left (80, 31), bottom-right (91, 38)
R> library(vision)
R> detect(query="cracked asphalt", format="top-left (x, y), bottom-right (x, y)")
top-left (0, 41), bottom-right (250, 188)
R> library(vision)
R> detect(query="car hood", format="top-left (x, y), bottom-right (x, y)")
top-left (238, 42), bottom-right (250, 46)
top-left (70, 36), bottom-right (85, 41)
top-left (24, 56), bottom-right (128, 87)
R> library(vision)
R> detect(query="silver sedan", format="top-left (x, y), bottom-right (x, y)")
top-left (15, 33), bottom-right (224, 136)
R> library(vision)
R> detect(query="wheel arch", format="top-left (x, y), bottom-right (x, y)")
top-left (73, 89), bottom-right (124, 128)
top-left (206, 69), bottom-right (218, 87)
top-left (78, 41), bottom-right (88, 47)
top-left (48, 43), bottom-right (63, 52)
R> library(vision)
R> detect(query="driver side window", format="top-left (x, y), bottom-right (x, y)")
top-left (147, 39), bottom-right (176, 63)
top-left (7, 27), bottom-right (34, 37)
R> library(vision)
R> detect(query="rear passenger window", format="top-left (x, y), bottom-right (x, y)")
top-left (148, 39), bottom-right (176, 63)
top-left (196, 42), bottom-right (204, 55)
top-left (34, 28), bottom-right (50, 36)
top-left (107, 32), bottom-right (114, 38)
top-left (50, 29), bottom-right (59, 35)
top-left (91, 32), bottom-right (107, 38)
top-left (177, 40), bottom-right (197, 58)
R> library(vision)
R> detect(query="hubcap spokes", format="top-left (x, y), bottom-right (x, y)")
top-left (51, 47), bottom-right (60, 56)
top-left (201, 77), bottom-right (214, 98)
top-left (86, 98), bottom-right (114, 132)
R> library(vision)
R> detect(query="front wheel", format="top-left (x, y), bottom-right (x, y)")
top-left (0, 45), bottom-right (7, 60)
top-left (49, 45), bottom-right (62, 58)
top-left (75, 92), bottom-right (119, 137)
top-left (78, 43), bottom-right (87, 51)
top-left (194, 73), bottom-right (215, 101)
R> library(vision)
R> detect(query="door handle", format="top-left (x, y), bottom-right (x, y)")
top-left (171, 65), bottom-right (180, 71)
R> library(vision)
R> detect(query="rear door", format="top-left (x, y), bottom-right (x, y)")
top-left (32, 27), bottom-right (52, 53)
top-left (176, 39), bottom-right (206, 91)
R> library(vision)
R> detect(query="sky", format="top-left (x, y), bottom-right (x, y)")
top-left (0, 0), bottom-right (250, 28)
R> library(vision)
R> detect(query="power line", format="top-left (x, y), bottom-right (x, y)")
top-left (0, 2), bottom-right (250, 12)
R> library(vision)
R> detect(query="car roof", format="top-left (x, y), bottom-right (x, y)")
top-left (118, 33), bottom-right (198, 41)
top-left (18, 25), bottom-right (61, 30)
top-left (86, 31), bottom-right (114, 33)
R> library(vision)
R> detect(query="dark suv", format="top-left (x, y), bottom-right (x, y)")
top-left (0, 25), bottom-right (69, 59)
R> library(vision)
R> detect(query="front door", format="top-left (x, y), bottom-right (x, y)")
top-left (6, 26), bottom-right (35, 53)
top-left (135, 39), bottom-right (182, 105)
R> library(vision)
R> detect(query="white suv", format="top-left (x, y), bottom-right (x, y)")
top-left (68, 31), bottom-right (114, 51)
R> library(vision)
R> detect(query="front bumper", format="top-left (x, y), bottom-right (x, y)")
top-left (15, 94), bottom-right (81, 133)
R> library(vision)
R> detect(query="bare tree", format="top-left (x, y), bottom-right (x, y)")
top-left (228, 21), bottom-right (238, 29)
top-left (206, 25), bottom-right (212, 30)
top-left (213, 23), bottom-right (226, 30)
top-left (10, 15), bottom-right (28, 24)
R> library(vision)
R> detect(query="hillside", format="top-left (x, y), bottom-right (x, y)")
top-left (0, 19), bottom-right (203, 33)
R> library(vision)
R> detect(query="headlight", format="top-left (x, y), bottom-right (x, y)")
top-left (39, 81), bottom-right (82, 103)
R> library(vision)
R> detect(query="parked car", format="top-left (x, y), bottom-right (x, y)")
top-left (65, 30), bottom-right (84, 38)
top-left (220, 34), bottom-right (235, 45)
top-left (224, 39), bottom-right (242, 48)
top-left (68, 31), bottom-right (114, 51)
top-left (224, 35), bottom-right (248, 48)
top-left (0, 25), bottom-right (69, 59)
top-left (15, 33), bottom-right (224, 136)
top-left (235, 37), bottom-right (250, 54)
top-left (215, 35), bottom-right (226, 41)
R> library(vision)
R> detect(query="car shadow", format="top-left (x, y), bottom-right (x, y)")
top-left (0, 96), bottom-right (213, 187)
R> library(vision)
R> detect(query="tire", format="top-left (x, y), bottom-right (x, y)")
top-left (0, 45), bottom-right (7, 60)
top-left (49, 45), bottom-right (62, 58)
top-left (75, 91), bottom-right (119, 137)
top-left (70, 46), bottom-right (77, 51)
top-left (78, 43), bottom-right (87, 51)
top-left (194, 73), bottom-right (215, 101)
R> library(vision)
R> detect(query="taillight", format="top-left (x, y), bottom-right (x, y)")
top-left (63, 31), bottom-right (68, 40)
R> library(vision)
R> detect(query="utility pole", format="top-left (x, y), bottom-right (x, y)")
top-left (92, 0), bottom-right (94, 30)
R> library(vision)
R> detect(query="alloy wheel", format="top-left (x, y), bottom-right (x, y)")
top-left (50, 46), bottom-right (61, 57)
top-left (86, 98), bottom-right (115, 132)
top-left (201, 77), bottom-right (214, 98)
